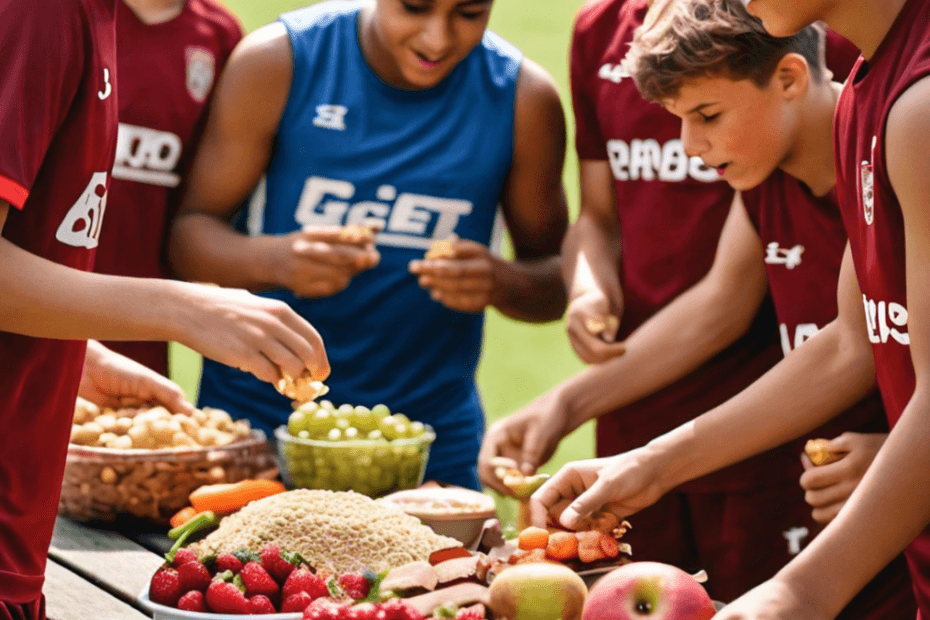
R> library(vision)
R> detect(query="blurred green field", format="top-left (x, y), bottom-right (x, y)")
top-left (169, 0), bottom-right (595, 512)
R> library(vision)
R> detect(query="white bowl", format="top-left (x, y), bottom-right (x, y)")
top-left (139, 588), bottom-right (301, 620)
top-left (378, 487), bottom-right (497, 548)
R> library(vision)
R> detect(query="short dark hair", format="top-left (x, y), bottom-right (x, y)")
top-left (626, 0), bottom-right (825, 102)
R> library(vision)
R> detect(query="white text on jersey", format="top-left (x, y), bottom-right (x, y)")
top-left (780, 323), bottom-right (820, 356)
top-left (598, 63), bottom-right (629, 83)
top-left (607, 139), bottom-right (720, 183)
top-left (313, 105), bottom-right (348, 131)
top-left (112, 124), bottom-right (182, 187)
top-left (862, 295), bottom-right (909, 346)
top-left (764, 242), bottom-right (804, 269)
top-left (293, 176), bottom-right (472, 250)
top-left (57, 172), bottom-right (108, 249)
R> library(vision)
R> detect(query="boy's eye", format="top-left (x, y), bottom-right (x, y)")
top-left (401, 2), bottom-right (429, 14)
top-left (699, 112), bottom-right (720, 122)
top-left (458, 9), bottom-right (485, 19)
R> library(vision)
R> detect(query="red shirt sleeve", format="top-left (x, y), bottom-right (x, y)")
top-left (0, 0), bottom-right (84, 209)
top-left (571, 19), bottom-right (608, 161)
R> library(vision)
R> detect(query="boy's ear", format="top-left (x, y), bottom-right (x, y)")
top-left (774, 53), bottom-right (810, 100)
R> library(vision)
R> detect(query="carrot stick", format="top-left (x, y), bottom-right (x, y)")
top-left (189, 479), bottom-right (286, 514)
top-left (169, 506), bottom-right (198, 529)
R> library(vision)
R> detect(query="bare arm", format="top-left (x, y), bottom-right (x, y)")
top-left (561, 160), bottom-right (627, 362)
top-left (557, 193), bottom-right (769, 432)
top-left (492, 59), bottom-right (569, 322)
top-left (0, 201), bottom-right (328, 384)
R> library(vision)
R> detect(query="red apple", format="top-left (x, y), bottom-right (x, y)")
top-left (582, 562), bottom-right (716, 620)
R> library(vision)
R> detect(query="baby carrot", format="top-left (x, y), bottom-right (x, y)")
top-left (517, 526), bottom-right (550, 550)
top-left (189, 479), bottom-right (286, 514)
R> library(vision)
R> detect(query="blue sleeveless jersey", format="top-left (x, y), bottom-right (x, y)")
top-left (198, 0), bottom-right (522, 488)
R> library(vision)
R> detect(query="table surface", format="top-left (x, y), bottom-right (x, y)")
top-left (46, 517), bottom-right (174, 620)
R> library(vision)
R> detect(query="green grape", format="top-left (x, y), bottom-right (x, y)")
top-left (367, 429), bottom-right (384, 441)
top-left (351, 406), bottom-right (379, 432)
top-left (319, 399), bottom-right (336, 411)
top-left (343, 427), bottom-right (359, 440)
top-left (392, 413), bottom-right (411, 426)
top-left (370, 404), bottom-right (391, 419)
top-left (307, 409), bottom-right (334, 434)
top-left (297, 401), bottom-right (320, 414)
top-left (408, 421), bottom-right (426, 438)
top-left (337, 403), bottom-right (354, 416)
top-left (297, 430), bottom-right (311, 440)
top-left (379, 416), bottom-right (399, 440)
top-left (334, 418), bottom-right (351, 431)
top-left (327, 428), bottom-right (343, 442)
top-left (287, 411), bottom-right (307, 436)
top-left (392, 422), bottom-right (410, 439)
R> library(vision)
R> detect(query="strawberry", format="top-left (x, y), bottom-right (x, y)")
top-left (380, 598), bottom-right (424, 620)
top-left (338, 573), bottom-right (370, 600)
top-left (302, 599), bottom-right (345, 620)
top-left (233, 547), bottom-right (262, 565)
top-left (206, 577), bottom-right (249, 614)
top-left (598, 531), bottom-right (620, 559)
top-left (260, 544), bottom-right (305, 583)
top-left (172, 548), bottom-right (199, 568)
top-left (177, 560), bottom-right (212, 593)
top-left (216, 553), bottom-right (244, 575)
top-left (149, 567), bottom-right (182, 607)
top-left (455, 605), bottom-right (485, 620)
top-left (177, 590), bottom-right (208, 613)
top-left (242, 562), bottom-right (280, 599)
top-left (348, 603), bottom-right (381, 620)
top-left (283, 567), bottom-right (330, 601)
top-left (249, 594), bottom-right (278, 614)
top-left (283, 591), bottom-right (317, 613)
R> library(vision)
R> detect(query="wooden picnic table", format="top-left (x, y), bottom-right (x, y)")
top-left (46, 517), bottom-right (174, 620)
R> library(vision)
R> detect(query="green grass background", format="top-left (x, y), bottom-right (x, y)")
top-left (169, 0), bottom-right (596, 516)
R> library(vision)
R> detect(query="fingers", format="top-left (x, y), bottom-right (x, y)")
top-left (292, 237), bottom-right (380, 270)
top-left (804, 477), bottom-right (856, 509)
top-left (567, 320), bottom-right (627, 363)
top-left (273, 307), bottom-right (330, 381)
top-left (477, 440), bottom-right (516, 496)
top-left (558, 474), bottom-right (617, 530)
top-left (520, 424), bottom-right (554, 476)
top-left (811, 501), bottom-right (844, 524)
top-left (143, 374), bottom-right (195, 415)
top-left (529, 465), bottom-right (596, 530)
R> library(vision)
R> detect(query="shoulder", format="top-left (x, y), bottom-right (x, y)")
top-left (187, 0), bottom-right (245, 43)
top-left (220, 22), bottom-right (293, 100)
top-left (278, 0), bottom-right (363, 35)
top-left (885, 75), bottom-right (930, 180)
top-left (514, 58), bottom-right (564, 137)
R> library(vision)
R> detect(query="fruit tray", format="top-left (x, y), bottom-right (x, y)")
top-left (139, 588), bottom-right (302, 620)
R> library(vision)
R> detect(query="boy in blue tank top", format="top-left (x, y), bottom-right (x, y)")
top-left (169, 0), bottom-right (569, 490)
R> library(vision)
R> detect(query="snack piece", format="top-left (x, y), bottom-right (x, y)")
top-left (275, 372), bottom-right (329, 404)
top-left (338, 223), bottom-right (378, 244)
top-left (583, 315), bottom-right (619, 336)
top-left (805, 438), bottom-right (848, 466)
top-left (425, 239), bottom-right (456, 260)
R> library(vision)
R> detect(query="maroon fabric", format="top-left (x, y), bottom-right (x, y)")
top-left (94, 0), bottom-right (242, 374)
top-left (835, 0), bottom-right (930, 614)
top-left (0, 0), bottom-right (118, 604)
top-left (0, 597), bottom-right (45, 620)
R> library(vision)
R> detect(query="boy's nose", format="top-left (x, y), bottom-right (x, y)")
top-left (419, 16), bottom-right (453, 58)
top-left (681, 122), bottom-right (708, 157)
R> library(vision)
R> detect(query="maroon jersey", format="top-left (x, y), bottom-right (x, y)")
top-left (742, 171), bottom-right (888, 437)
top-left (834, 0), bottom-right (930, 613)
top-left (0, 0), bottom-right (118, 604)
top-left (93, 0), bottom-right (242, 374)
top-left (573, 0), bottom-right (789, 491)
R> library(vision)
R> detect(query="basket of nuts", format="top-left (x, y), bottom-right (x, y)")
top-left (60, 398), bottom-right (277, 525)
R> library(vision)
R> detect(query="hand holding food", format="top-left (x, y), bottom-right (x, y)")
top-left (277, 224), bottom-right (381, 298)
top-left (409, 237), bottom-right (501, 313)
top-left (79, 340), bottom-right (193, 414)
top-left (566, 289), bottom-right (625, 364)
top-left (478, 398), bottom-right (569, 495)
top-left (801, 433), bottom-right (888, 524)
top-left (529, 449), bottom-right (665, 531)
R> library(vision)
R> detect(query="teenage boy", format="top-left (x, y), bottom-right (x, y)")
top-left (93, 0), bottom-right (243, 375)
top-left (528, 0), bottom-right (924, 615)
top-left (0, 0), bottom-right (328, 614)
top-left (478, 0), bottom-right (858, 602)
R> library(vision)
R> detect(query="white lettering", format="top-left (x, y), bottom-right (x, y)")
top-left (863, 295), bottom-right (909, 345)
top-left (764, 242), bottom-right (805, 270)
top-left (313, 105), bottom-right (348, 131)
top-left (56, 172), bottom-right (108, 249)
top-left (783, 526), bottom-right (809, 556)
top-left (112, 124), bottom-right (182, 187)
top-left (606, 139), bottom-right (721, 183)
top-left (294, 176), bottom-right (356, 227)
top-left (598, 63), bottom-right (628, 83)
top-left (779, 323), bottom-right (820, 356)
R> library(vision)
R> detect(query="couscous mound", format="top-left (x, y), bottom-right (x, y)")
top-left (191, 489), bottom-right (461, 573)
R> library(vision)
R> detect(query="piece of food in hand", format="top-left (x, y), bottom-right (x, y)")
top-left (805, 438), bottom-right (848, 466)
top-left (583, 315), bottom-right (619, 336)
top-left (276, 372), bottom-right (329, 404)
top-left (425, 239), bottom-right (457, 260)
top-left (338, 223), bottom-right (379, 244)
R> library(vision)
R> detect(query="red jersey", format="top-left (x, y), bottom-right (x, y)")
top-left (93, 0), bottom-right (242, 374)
top-left (741, 171), bottom-right (888, 438)
top-left (0, 0), bottom-right (118, 604)
top-left (573, 0), bottom-right (784, 491)
top-left (834, 0), bottom-right (930, 614)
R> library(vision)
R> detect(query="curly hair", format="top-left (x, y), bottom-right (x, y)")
top-left (626, 0), bottom-right (825, 102)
